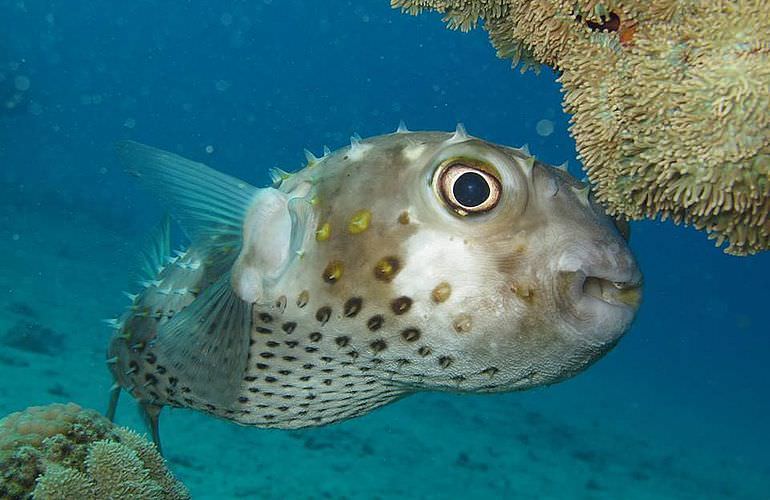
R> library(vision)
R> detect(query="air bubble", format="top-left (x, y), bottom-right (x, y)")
top-left (14, 75), bottom-right (30, 92)
top-left (536, 119), bottom-right (554, 137)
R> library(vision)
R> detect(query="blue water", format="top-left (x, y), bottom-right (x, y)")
top-left (1, 1), bottom-right (768, 498)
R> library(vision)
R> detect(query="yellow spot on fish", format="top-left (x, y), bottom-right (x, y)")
top-left (510, 282), bottom-right (534, 302)
top-left (323, 260), bottom-right (344, 284)
top-left (310, 196), bottom-right (320, 206)
top-left (348, 210), bottom-right (372, 234)
top-left (297, 290), bottom-right (310, 308)
top-left (316, 222), bottom-right (331, 241)
top-left (374, 256), bottom-right (401, 282)
top-left (398, 211), bottom-right (410, 225)
top-left (431, 282), bottom-right (451, 303)
top-left (453, 314), bottom-right (472, 334)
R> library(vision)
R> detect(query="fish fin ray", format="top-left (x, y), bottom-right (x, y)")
top-left (138, 402), bottom-right (163, 455)
top-left (116, 141), bottom-right (257, 252)
top-left (154, 272), bottom-right (251, 408)
top-left (137, 214), bottom-right (172, 281)
top-left (106, 383), bottom-right (121, 422)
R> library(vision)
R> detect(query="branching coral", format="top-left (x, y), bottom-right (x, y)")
top-left (0, 403), bottom-right (189, 500)
top-left (392, 0), bottom-right (770, 254)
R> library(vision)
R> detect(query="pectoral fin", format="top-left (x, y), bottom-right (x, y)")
top-left (153, 271), bottom-right (252, 409)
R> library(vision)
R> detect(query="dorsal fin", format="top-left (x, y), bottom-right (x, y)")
top-left (138, 215), bottom-right (171, 281)
top-left (116, 141), bottom-right (258, 253)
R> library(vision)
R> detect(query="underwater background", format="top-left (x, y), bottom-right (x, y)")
top-left (0, 1), bottom-right (768, 498)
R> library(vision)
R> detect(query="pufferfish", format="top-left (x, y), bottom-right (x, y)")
top-left (105, 125), bottom-right (642, 450)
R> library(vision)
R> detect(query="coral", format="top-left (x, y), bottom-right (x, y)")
top-left (1, 320), bottom-right (65, 355)
top-left (393, 0), bottom-right (770, 254)
top-left (0, 403), bottom-right (189, 500)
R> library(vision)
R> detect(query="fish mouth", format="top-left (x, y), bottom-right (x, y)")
top-left (558, 265), bottom-right (642, 341)
top-left (575, 271), bottom-right (642, 310)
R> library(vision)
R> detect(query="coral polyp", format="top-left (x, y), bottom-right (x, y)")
top-left (393, 0), bottom-right (770, 254)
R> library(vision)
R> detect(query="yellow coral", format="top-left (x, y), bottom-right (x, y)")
top-left (393, 0), bottom-right (770, 254)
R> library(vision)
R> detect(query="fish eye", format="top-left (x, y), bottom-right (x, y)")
top-left (434, 159), bottom-right (502, 216)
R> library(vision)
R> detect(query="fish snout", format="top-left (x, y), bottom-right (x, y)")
top-left (556, 242), bottom-right (642, 343)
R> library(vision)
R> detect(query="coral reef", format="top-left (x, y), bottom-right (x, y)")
top-left (0, 403), bottom-right (189, 500)
top-left (1, 320), bottom-right (65, 355)
top-left (392, 0), bottom-right (770, 254)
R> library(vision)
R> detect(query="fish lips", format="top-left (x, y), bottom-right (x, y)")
top-left (559, 265), bottom-right (642, 346)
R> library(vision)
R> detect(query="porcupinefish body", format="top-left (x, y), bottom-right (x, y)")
top-left (106, 126), bottom-right (641, 446)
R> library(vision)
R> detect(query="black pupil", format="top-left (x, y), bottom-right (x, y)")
top-left (453, 171), bottom-right (490, 208)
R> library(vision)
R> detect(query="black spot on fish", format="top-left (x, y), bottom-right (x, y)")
top-left (282, 355), bottom-right (298, 362)
top-left (367, 315), bottom-right (384, 331)
top-left (391, 296), bottom-right (413, 315)
top-left (417, 346), bottom-right (432, 357)
top-left (259, 313), bottom-right (273, 323)
top-left (335, 336), bottom-right (350, 347)
top-left (256, 363), bottom-right (270, 369)
top-left (304, 346), bottom-right (319, 353)
top-left (438, 356), bottom-right (453, 368)
top-left (344, 297), bottom-right (363, 317)
top-left (316, 306), bottom-right (332, 325)
top-left (309, 332), bottom-right (322, 342)
top-left (255, 326), bottom-right (273, 334)
top-left (370, 339), bottom-right (387, 353)
top-left (282, 322), bottom-right (297, 334)
top-left (285, 340), bottom-right (299, 348)
top-left (401, 328), bottom-right (420, 342)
